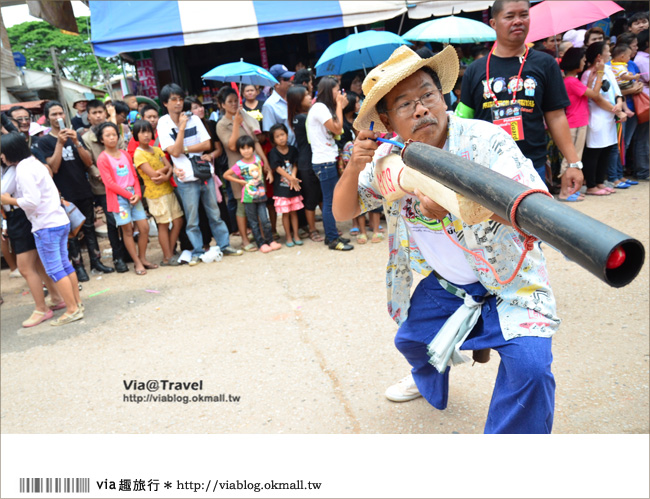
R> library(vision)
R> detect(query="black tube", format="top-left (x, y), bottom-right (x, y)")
top-left (401, 141), bottom-right (645, 288)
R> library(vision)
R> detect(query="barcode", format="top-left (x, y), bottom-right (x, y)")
top-left (19, 478), bottom-right (90, 493)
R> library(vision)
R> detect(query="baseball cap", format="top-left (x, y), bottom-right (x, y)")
top-left (269, 64), bottom-right (295, 80)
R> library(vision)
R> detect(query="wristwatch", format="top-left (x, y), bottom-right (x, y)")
top-left (183, 146), bottom-right (189, 155)
top-left (568, 161), bottom-right (583, 170)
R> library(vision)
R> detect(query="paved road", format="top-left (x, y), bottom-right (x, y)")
top-left (1, 184), bottom-right (648, 434)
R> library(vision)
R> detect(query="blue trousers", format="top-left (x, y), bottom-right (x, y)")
top-left (394, 272), bottom-right (555, 434)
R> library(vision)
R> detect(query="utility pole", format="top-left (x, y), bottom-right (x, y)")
top-left (50, 46), bottom-right (71, 128)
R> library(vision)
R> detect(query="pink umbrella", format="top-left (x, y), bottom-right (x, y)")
top-left (525, 0), bottom-right (624, 44)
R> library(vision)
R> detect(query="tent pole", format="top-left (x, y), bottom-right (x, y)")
top-left (397, 11), bottom-right (406, 35)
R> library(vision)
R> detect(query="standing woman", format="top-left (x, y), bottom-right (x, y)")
top-left (306, 77), bottom-right (353, 251)
top-left (287, 85), bottom-right (323, 242)
top-left (0, 133), bottom-right (82, 326)
top-left (581, 41), bottom-right (629, 196)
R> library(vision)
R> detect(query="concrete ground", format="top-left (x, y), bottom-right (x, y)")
top-left (1, 184), bottom-right (648, 434)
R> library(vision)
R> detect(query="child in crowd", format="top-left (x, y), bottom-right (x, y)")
top-left (610, 44), bottom-right (640, 90)
top-left (224, 135), bottom-right (280, 253)
top-left (124, 94), bottom-right (141, 126)
top-left (242, 84), bottom-right (264, 124)
top-left (96, 122), bottom-right (155, 275)
top-left (132, 120), bottom-right (185, 266)
top-left (268, 124), bottom-right (304, 247)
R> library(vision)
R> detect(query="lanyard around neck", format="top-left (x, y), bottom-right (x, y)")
top-left (485, 44), bottom-right (529, 106)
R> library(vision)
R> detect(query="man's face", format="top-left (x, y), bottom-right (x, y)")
top-left (586, 33), bottom-right (604, 46)
top-left (490, 1), bottom-right (530, 46)
top-left (378, 70), bottom-right (448, 149)
top-left (10, 109), bottom-right (31, 133)
top-left (277, 77), bottom-right (292, 94)
top-left (143, 109), bottom-right (159, 130)
top-left (630, 18), bottom-right (649, 34)
top-left (47, 105), bottom-right (66, 129)
top-left (163, 94), bottom-right (184, 115)
top-left (74, 101), bottom-right (87, 113)
top-left (544, 34), bottom-right (562, 52)
top-left (87, 106), bottom-right (107, 127)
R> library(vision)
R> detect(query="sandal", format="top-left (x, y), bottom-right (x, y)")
top-left (243, 243), bottom-right (258, 252)
top-left (357, 234), bottom-right (368, 244)
top-left (50, 307), bottom-right (83, 326)
top-left (309, 231), bottom-right (324, 242)
top-left (371, 233), bottom-right (385, 243)
top-left (135, 268), bottom-right (147, 276)
top-left (22, 309), bottom-right (54, 328)
top-left (350, 228), bottom-right (360, 236)
top-left (143, 262), bottom-right (159, 270)
top-left (46, 298), bottom-right (66, 311)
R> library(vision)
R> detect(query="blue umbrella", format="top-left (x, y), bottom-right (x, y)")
top-left (315, 30), bottom-right (410, 77)
top-left (402, 15), bottom-right (496, 44)
top-left (202, 60), bottom-right (279, 88)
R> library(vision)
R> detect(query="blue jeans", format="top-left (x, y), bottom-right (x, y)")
top-left (395, 273), bottom-right (555, 434)
top-left (634, 121), bottom-right (649, 179)
top-left (175, 179), bottom-right (230, 256)
top-left (244, 202), bottom-right (272, 247)
top-left (33, 223), bottom-right (75, 282)
top-left (312, 161), bottom-right (339, 242)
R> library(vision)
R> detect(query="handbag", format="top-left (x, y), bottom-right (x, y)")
top-left (61, 198), bottom-right (86, 239)
top-left (633, 91), bottom-right (649, 124)
top-left (188, 155), bottom-right (212, 181)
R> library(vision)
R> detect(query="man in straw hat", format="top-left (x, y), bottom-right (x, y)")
top-left (332, 45), bottom-right (559, 433)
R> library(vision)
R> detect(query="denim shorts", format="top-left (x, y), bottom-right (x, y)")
top-left (114, 188), bottom-right (147, 227)
top-left (33, 223), bottom-right (75, 282)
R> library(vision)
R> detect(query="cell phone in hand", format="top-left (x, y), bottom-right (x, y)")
top-left (57, 118), bottom-right (66, 130)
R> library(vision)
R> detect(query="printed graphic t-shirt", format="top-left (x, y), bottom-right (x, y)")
top-left (232, 155), bottom-right (267, 203)
top-left (34, 133), bottom-right (93, 201)
top-left (269, 146), bottom-right (300, 198)
top-left (460, 49), bottom-right (569, 169)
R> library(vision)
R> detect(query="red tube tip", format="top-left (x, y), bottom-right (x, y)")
top-left (606, 246), bottom-right (626, 269)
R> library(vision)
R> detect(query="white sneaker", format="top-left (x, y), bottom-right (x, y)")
top-left (385, 374), bottom-right (422, 402)
top-left (10, 269), bottom-right (21, 278)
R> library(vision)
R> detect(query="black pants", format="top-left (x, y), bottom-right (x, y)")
top-left (94, 193), bottom-right (125, 261)
top-left (68, 196), bottom-right (100, 264)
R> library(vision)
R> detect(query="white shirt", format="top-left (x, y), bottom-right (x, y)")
top-left (15, 156), bottom-right (69, 232)
top-left (1, 165), bottom-right (18, 212)
top-left (157, 114), bottom-right (212, 183)
top-left (581, 66), bottom-right (621, 148)
top-left (306, 102), bottom-right (339, 164)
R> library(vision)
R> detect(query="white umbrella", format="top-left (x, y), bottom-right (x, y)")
top-left (402, 15), bottom-right (496, 44)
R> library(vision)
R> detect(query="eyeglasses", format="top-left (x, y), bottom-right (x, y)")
top-left (388, 90), bottom-right (442, 118)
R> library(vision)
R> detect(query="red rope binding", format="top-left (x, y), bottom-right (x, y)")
top-left (440, 189), bottom-right (553, 286)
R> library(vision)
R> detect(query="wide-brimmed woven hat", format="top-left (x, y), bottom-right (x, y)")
top-left (354, 45), bottom-right (459, 132)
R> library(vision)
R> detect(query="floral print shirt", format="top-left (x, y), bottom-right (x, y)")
top-left (357, 114), bottom-right (560, 340)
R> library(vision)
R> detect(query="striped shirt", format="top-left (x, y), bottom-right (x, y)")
top-left (158, 114), bottom-right (211, 183)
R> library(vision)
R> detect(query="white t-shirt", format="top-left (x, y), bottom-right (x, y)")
top-left (400, 195), bottom-right (478, 285)
top-left (581, 65), bottom-right (621, 148)
top-left (306, 102), bottom-right (339, 164)
top-left (157, 114), bottom-right (212, 183)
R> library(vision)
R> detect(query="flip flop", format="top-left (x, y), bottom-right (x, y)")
top-left (623, 179), bottom-right (639, 185)
top-left (349, 228), bottom-right (360, 236)
top-left (558, 192), bottom-right (584, 202)
top-left (143, 263), bottom-right (159, 270)
top-left (135, 268), bottom-right (147, 276)
top-left (585, 189), bottom-right (610, 196)
top-left (309, 231), bottom-right (324, 242)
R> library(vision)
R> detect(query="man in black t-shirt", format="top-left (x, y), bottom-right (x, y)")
top-left (457, 0), bottom-right (584, 201)
top-left (34, 101), bottom-right (115, 281)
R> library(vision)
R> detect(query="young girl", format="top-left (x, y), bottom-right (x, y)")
top-left (223, 135), bottom-right (280, 253)
top-left (96, 122), bottom-right (154, 275)
top-left (132, 120), bottom-right (185, 266)
top-left (242, 84), bottom-right (264, 124)
top-left (268, 124), bottom-right (304, 247)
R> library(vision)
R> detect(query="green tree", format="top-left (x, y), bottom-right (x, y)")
top-left (7, 16), bottom-right (121, 88)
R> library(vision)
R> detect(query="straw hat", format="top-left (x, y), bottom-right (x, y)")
top-left (354, 45), bottom-right (459, 133)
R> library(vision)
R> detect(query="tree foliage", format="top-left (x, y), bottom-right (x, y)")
top-left (6, 16), bottom-right (120, 88)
